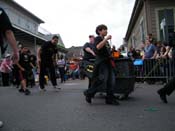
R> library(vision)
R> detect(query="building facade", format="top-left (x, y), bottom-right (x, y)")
top-left (124, 0), bottom-right (175, 49)
top-left (0, 0), bottom-right (67, 56)
top-left (66, 46), bottom-right (83, 61)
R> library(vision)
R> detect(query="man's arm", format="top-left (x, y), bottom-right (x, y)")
top-left (37, 47), bottom-right (41, 63)
top-left (96, 35), bottom-right (112, 50)
top-left (5, 30), bottom-right (19, 64)
top-left (1, 8), bottom-right (19, 63)
top-left (151, 45), bottom-right (158, 59)
top-left (152, 50), bottom-right (157, 59)
top-left (37, 47), bottom-right (41, 73)
top-left (5, 30), bottom-right (18, 53)
top-left (16, 62), bottom-right (25, 71)
top-left (52, 53), bottom-right (57, 66)
top-left (85, 47), bottom-right (96, 56)
top-left (30, 62), bottom-right (35, 69)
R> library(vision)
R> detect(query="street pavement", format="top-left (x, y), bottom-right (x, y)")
top-left (0, 79), bottom-right (175, 131)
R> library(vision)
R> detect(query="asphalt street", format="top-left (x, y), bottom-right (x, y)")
top-left (0, 79), bottom-right (175, 131)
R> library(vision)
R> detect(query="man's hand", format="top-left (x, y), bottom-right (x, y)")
top-left (106, 35), bottom-right (112, 40)
top-left (37, 59), bottom-right (41, 65)
top-left (91, 51), bottom-right (96, 56)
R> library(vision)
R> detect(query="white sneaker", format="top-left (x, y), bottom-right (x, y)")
top-left (0, 121), bottom-right (3, 128)
top-left (53, 86), bottom-right (61, 90)
top-left (39, 87), bottom-right (46, 92)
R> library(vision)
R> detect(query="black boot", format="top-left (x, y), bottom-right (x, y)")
top-left (83, 91), bottom-right (92, 104)
top-left (157, 90), bottom-right (168, 103)
top-left (24, 89), bottom-right (31, 95)
top-left (105, 96), bottom-right (120, 105)
top-left (18, 88), bottom-right (25, 93)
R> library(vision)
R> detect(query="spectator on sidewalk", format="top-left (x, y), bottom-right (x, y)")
top-left (0, 53), bottom-right (13, 86)
top-left (142, 39), bottom-right (157, 59)
top-left (157, 34), bottom-right (175, 103)
top-left (29, 52), bottom-right (37, 87)
top-left (57, 55), bottom-right (66, 83)
top-left (127, 47), bottom-right (138, 60)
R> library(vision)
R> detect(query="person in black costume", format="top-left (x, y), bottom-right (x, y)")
top-left (84, 24), bottom-right (119, 105)
top-left (83, 35), bottom-right (96, 61)
top-left (83, 35), bottom-right (96, 88)
top-left (16, 47), bottom-right (32, 95)
top-left (38, 35), bottom-right (59, 91)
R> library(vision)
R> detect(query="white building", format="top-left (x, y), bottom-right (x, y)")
top-left (0, 0), bottom-right (67, 55)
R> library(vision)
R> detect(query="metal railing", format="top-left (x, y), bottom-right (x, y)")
top-left (134, 58), bottom-right (175, 83)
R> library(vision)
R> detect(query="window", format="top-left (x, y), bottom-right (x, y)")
top-left (18, 17), bottom-right (21, 24)
top-left (26, 22), bottom-right (30, 29)
top-left (140, 18), bottom-right (145, 42)
top-left (157, 8), bottom-right (175, 44)
top-left (132, 35), bottom-right (136, 48)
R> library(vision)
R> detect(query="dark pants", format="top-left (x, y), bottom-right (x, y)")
top-left (2, 72), bottom-right (10, 86)
top-left (88, 78), bottom-right (91, 89)
top-left (172, 48), bottom-right (175, 58)
top-left (26, 69), bottom-right (35, 88)
top-left (82, 60), bottom-right (94, 88)
top-left (85, 60), bottom-right (115, 98)
top-left (39, 62), bottom-right (57, 89)
top-left (59, 67), bottom-right (65, 83)
top-left (159, 77), bottom-right (175, 96)
top-left (12, 68), bottom-right (20, 87)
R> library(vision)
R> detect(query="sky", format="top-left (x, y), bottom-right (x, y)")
top-left (14, 0), bottom-right (135, 48)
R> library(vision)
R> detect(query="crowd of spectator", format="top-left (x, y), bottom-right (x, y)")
top-left (127, 34), bottom-right (174, 60)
